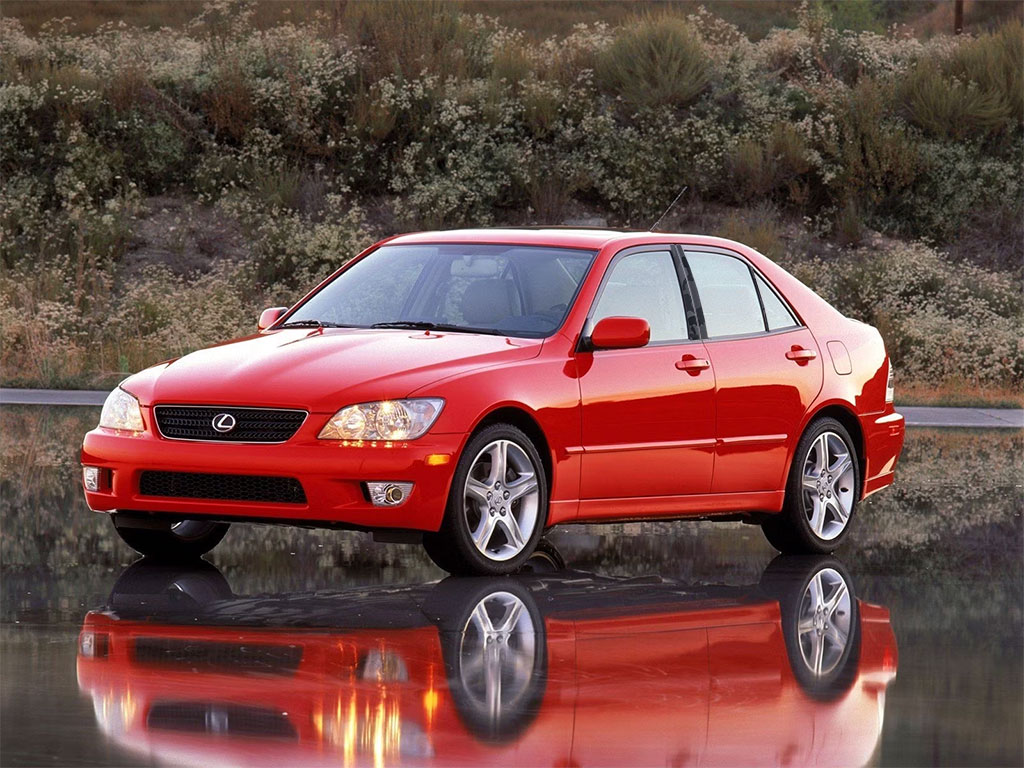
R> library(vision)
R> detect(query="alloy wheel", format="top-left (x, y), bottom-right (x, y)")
top-left (800, 431), bottom-right (855, 541)
top-left (463, 440), bottom-right (540, 562)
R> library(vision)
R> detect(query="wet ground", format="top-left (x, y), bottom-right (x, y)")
top-left (1, 406), bottom-right (1022, 766)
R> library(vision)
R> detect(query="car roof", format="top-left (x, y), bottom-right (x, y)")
top-left (385, 228), bottom-right (745, 251)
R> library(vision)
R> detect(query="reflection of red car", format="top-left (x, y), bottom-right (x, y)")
top-left (80, 230), bottom-right (905, 574)
top-left (78, 555), bottom-right (897, 766)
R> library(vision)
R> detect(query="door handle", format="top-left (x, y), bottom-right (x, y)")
top-left (786, 346), bottom-right (817, 364)
top-left (676, 356), bottom-right (711, 373)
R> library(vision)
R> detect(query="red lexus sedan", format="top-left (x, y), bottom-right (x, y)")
top-left (81, 229), bottom-right (905, 574)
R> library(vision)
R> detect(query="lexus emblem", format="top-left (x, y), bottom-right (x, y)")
top-left (212, 413), bottom-right (237, 433)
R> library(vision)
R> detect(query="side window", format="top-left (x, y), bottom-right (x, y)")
top-left (754, 272), bottom-right (798, 331)
top-left (685, 251), bottom-right (764, 338)
top-left (591, 251), bottom-right (689, 343)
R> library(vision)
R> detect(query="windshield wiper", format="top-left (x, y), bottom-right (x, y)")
top-left (279, 319), bottom-right (350, 329)
top-left (370, 321), bottom-right (501, 335)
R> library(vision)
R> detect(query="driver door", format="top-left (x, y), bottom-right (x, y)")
top-left (576, 248), bottom-right (716, 504)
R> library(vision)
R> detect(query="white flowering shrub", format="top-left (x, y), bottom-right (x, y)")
top-left (0, 3), bottom-right (1020, 389)
top-left (781, 238), bottom-right (1023, 386)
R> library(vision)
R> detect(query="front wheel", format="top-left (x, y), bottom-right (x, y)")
top-left (112, 514), bottom-right (229, 560)
top-left (762, 417), bottom-right (860, 554)
top-left (423, 424), bottom-right (547, 575)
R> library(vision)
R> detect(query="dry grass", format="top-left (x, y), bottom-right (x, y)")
top-left (8, 0), bottom-right (1018, 40)
top-left (895, 382), bottom-right (1024, 410)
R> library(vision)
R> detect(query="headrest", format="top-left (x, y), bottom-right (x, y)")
top-left (462, 279), bottom-right (514, 325)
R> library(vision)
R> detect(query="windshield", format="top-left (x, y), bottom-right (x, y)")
top-left (283, 244), bottom-right (597, 338)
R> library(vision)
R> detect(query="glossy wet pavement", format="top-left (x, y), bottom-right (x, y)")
top-left (1, 407), bottom-right (1022, 766)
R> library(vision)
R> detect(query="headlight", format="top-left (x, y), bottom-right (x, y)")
top-left (319, 399), bottom-right (444, 441)
top-left (886, 366), bottom-right (895, 403)
top-left (99, 387), bottom-right (145, 432)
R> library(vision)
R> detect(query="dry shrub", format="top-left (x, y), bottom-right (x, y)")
top-left (595, 14), bottom-right (710, 109)
top-left (728, 123), bottom-right (812, 205)
top-left (106, 66), bottom-right (150, 112)
top-left (202, 64), bottom-right (254, 142)
top-left (345, 0), bottom-right (473, 81)
top-left (716, 205), bottom-right (785, 260)
top-left (834, 78), bottom-right (920, 208)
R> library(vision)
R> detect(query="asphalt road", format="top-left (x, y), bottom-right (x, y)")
top-left (1, 388), bottom-right (1021, 428)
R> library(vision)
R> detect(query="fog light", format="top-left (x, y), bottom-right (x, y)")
top-left (83, 466), bottom-right (108, 492)
top-left (365, 482), bottom-right (413, 507)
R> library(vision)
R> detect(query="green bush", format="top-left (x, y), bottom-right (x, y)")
top-left (595, 15), bottom-right (710, 109)
top-left (900, 21), bottom-right (1023, 143)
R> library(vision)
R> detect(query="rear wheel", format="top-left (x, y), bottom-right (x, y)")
top-left (112, 515), bottom-right (229, 560)
top-left (423, 424), bottom-right (547, 575)
top-left (762, 417), bottom-right (859, 554)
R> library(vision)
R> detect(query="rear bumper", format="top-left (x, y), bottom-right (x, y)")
top-left (862, 410), bottom-right (905, 498)
top-left (80, 427), bottom-right (466, 531)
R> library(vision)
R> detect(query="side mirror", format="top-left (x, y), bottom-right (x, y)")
top-left (589, 316), bottom-right (651, 350)
top-left (258, 307), bottom-right (288, 331)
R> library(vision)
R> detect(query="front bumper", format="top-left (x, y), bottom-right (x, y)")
top-left (81, 426), bottom-right (467, 531)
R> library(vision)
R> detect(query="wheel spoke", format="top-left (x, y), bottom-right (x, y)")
top-left (469, 601), bottom-right (497, 636)
top-left (466, 477), bottom-right (491, 503)
top-left (472, 513), bottom-right (498, 551)
top-left (831, 454), bottom-right (853, 482)
top-left (824, 622), bottom-right (848, 648)
top-left (494, 599), bottom-right (523, 635)
top-left (808, 497), bottom-right (825, 536)
top-left (802, 474), bottom-right (819, 492)
top-left (812, 629), bottom-right (826, 675)
top-left (827, 497), bottom-right (849, 524)
top-left (814, 434), bottom-right (829, 475)
top-left (487, 441), bottom-right (508, 485)
top-left (505, 472), bottom-right (538, 503)
top-left (823, 580), bottom-right (848, 618)
top-left (808, 572), bottom-right (826, 611)
top-left (486, 647), bottom-right (502, 725)
top-left (497, 513), bottom-right (526, 551)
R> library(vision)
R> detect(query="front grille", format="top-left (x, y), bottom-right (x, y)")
top-left (133, 638), bottom-right (303, 675)
top-left (154, 406), bottom-right (306, 443)
top-left (139, 471), bottom-right (307, 504)
top-left (148, 702), bottom-right (297, 740)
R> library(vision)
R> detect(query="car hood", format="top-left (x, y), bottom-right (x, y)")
top-left (122, 329), bottom-right (544, 413)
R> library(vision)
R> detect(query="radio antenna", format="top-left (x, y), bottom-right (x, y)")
top-left (648, 186), bottom-right (687, 232)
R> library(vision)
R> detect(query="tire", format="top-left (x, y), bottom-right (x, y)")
top-left (112, 514), bottom-right (229, 560)
top-left (428, 578), bottom-right (547, 742)
top-left (760, 555), bottom-right (861, 700)
top-left (423, 423), bottom-right (548, 576)
top-left (762, 417), bottom-right (860, 554)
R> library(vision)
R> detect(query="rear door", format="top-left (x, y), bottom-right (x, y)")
top-left (683, 249), bottom-right (823, 494)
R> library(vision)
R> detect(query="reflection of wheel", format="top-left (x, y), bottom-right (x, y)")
top-left (424, 424), bottom-right (547, 575)
top-left (761, 555), bottom-right (860, 700)
top-left (430, 579), bottom-right (547, 742)
top-left (763, 418), bottom-right (859, 554)
top-left (112, 514), bottom-right (229, 559)
top-left (108, 557), bottom-right (233, 614)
